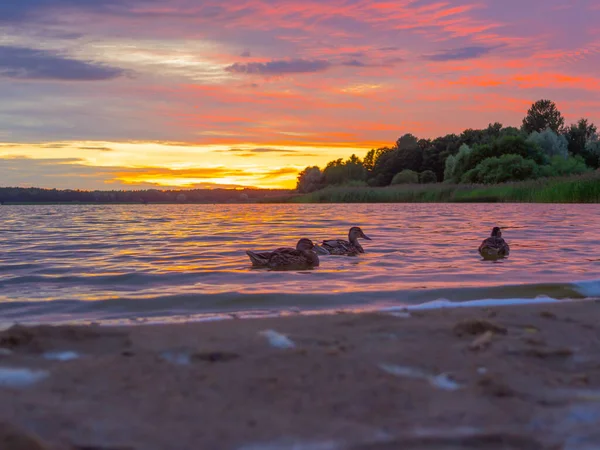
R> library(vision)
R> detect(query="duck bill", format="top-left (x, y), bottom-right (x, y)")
top-left (362, 234), bottom-right (372, 240)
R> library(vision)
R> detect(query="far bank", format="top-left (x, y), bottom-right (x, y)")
top-left (282, 172), bottom-right (600, 204)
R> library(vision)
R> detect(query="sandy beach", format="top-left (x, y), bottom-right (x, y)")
top-left (1, 300), bottom-right (600, 449)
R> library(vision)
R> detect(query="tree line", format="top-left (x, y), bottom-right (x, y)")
top-left (297, 100), bottom-right (600, 193)
top-left (0, 187), bottom-right (290, 204)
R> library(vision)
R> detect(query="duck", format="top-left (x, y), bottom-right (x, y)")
top-left (321, 226), bottom-right (372, 256)
top-left (478, 227), bottom-right (510, 260)
top-left (246, 238), bottom-right (320, 270)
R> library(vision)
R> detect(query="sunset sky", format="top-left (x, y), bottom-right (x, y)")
top-left (0, 0), bottom-right (599, 189)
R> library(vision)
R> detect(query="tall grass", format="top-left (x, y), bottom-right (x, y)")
top-left (285, 172), bottom-right (600, 203)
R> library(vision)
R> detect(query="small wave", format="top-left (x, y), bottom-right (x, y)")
top-left (0, 279), bottom-right (597, 326)
top-left (573, 279), bottom-right (600, 298)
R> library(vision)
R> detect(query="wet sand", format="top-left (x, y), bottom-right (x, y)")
top-left (1, 301), bottom-right (600, 449)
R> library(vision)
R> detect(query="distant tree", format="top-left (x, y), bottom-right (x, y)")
top-left (396, 133), bottom-right (419, 150)
top-left (468, 135), bottom-right (546, 171)
top-left (296, 166), bottom-right (323, 193)
top-left (443, 155), bottom-right (456, 183)
top-left (343, 154), bottom-right (368, 181)
top-left (422, 134), bottom-right (461, 181)
top-left (363, 148), bottom-right (389, 173)
top-left (539, 155), bottom-right (591, 178)
top-left (522, 99), bottom-right (565, 134)
top-left (394, 133), bottom-right (423, 172)
top-left (320, 155), bottom-right (367, 186)
top-left (583, 139), bottom-right (600, 169)
top-left (461, 154), bottom-right (539, 184)
top-left (444, 143), bottom-right (472, 183)
top-left (391, 170), bottom-right (419, 185)
top-left (565, 118), bottom-right (598, 160)
top-left (499, 126), bottom-right (524, 138)
top-left (460, 123), bottom-right (502, 147)
top-left (419, 170), bottom-right (437, 184)
top-left (526, 128), bottom-right (569, 159)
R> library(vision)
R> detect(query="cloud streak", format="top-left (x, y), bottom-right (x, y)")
top-left (0, 46), bottom-right (126, 81)
top-left (226, 59), bottom-right (331, 76)
top-left (424, 46), bottom-right (495, 61)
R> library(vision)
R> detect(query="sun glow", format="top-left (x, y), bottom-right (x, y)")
top-left (0, 141), bottom-right (377, 190)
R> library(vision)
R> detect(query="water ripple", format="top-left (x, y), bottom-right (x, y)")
top-left (0, 203), bottom-right (599, 323)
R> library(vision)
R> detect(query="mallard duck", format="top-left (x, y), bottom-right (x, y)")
top-left (246, 238), bottom-right (320, 270)
top-left (478, 227), bottom-right (510, 260)
top-left (321, 226), bottom-right (372, 256)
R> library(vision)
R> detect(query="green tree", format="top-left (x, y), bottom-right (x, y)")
top-left (419, 170), bottom-right (437, 184)
top-left (443, 154), bottom-right (456, 183)
top-left (469, 135), bottom-right (546, 170)
top-left (391, 170), bottom-right (419, 184)
top-left (522, 99), bottom-right (565, 134)
top-left (421, 134), bottom-right (461, 181)
top-left (583, 139), bottom-right (600, 169)
top-left (444, 143), bottom-right (473, 182)
top-left (526, 128), bottom-right (568, 159)
top-left (462, 154), bottom-right (539, 184)
top-left (363, 147), bottom-right (390, 173)
top-left (539, 155), bottom-right (591, 178)
top-left (296, 166), bottom-right (323, 193)
top-left (565, 118), bottom-right (598, 159)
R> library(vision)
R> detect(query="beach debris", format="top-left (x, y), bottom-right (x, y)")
top-left (160, 351), bottom-right (191, 365)
top-left (0, 367), bottom-right (49, 387)
top-left (160, 350), bottom-right (240, 365)
top-left (469, 330), bottom-right (494, 351)
top-left (453, 318), bottom-right (507, 337)
top-left (539, 310), bottom-right (557, 320)
top-left (71, 445), bottom-right (135, 450)
top-left (192, 351), bottom-right (240, 363)
top-left (259, 330), bottom-right (296, 349)
top-left (238, 439), bottom-right (340, 450)
top-left (43, 350), bottom-right (80, 361)
top-left (379, 364), bottom-right (461, 391)
top-left (509, 347), bottom-right (574, 359)
top-left (0, 324), bottom-right (131, 354)
top-left (0, 421), bottom-right (47, 450)
top-left (477, 376), bottom-right (518, 398)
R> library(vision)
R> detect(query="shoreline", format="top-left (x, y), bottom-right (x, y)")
top-left (2, 300), bottom-right (600, 449)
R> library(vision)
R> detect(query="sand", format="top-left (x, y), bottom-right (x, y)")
top-left (1, 301), bottom-right (600, 449)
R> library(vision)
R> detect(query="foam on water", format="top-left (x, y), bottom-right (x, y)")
top-left (0, 367), bottom-right (49, 387)
top-left (43, 351), bottom-right (80, 361)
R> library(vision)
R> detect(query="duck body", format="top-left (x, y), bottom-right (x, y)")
top-left (478, 227), bottom-right (510, 260)
top-left (246, 238), bottom-right (319, 270)
top-left (321, 239), bottom-right (362, 256)
top-left (321, 226), bottom-right (371, 256)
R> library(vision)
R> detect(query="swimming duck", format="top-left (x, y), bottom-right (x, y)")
top-left (478, 227), bottom-right (510, 260)
top-left (321, 226), bottom-right (372, 256)
top-left (246, 238), bottom-right (320, 270)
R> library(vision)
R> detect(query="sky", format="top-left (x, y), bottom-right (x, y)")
top-left (0, 0), bottom-right (599, 190)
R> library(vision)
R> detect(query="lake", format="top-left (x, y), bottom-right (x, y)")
top-left (0, 203), bottom-right (598, 325)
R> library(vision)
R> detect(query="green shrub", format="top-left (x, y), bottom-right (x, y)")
top-left (419, 170), bottom-right (437, 184)
top-left (391, 169), bottom-right (419, 185)
top-left (539, 155), bottom-right (590, 178)
top-left (461, 154), bottom-right (539, 184)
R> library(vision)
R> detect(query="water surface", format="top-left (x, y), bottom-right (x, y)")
top-left (0, 204), bottom-right (598, 324)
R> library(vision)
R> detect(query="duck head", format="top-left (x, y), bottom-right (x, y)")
top-left (348, 226), bottom-right (372, 244)
top-left (296, 238), bottom-right (316, 252)
top-left (491, 227), bottom-right (502, 238)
